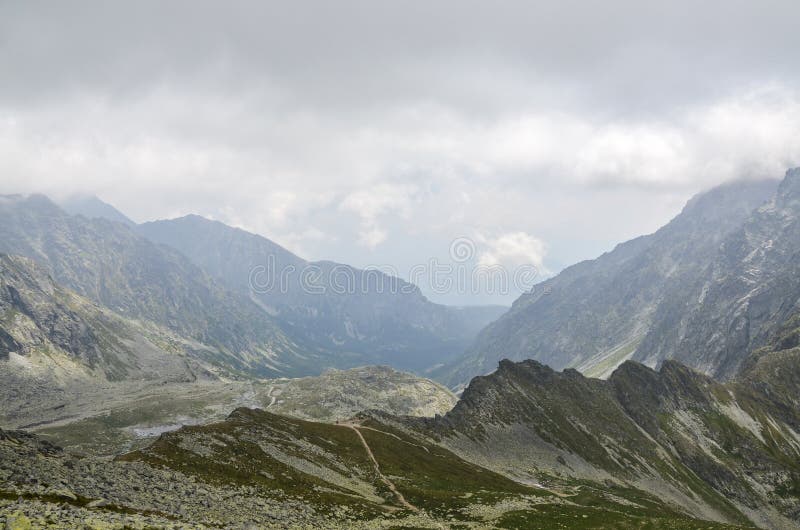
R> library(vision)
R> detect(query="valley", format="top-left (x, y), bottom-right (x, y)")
top-left (3, 169), bottom-right (800, 528)
top-left (8, 365), bottom-right (458, 457)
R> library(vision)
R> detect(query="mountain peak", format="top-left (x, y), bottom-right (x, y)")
top-left (165, 213), bottom-right (222, 225)
top-left (497, 358), bottom-right (554, 378)
top-left (668, 178), bottom-right (777, 233)
top-left (58, 195), bottom-right (135, 226)
top-left (777, 166), bottom-right (800, 202)
top-left (0, 193), bottom-right (61, 211)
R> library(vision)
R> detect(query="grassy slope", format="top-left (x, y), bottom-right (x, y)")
top-left (119, 408), bottom-right (751, 528)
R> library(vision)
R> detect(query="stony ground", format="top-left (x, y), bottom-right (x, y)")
top-left (0, 409), bottom-right (754, 530)
top-left (4, 366), bottom-right (457, 458)
top-left (261, 365), bottom-right (458, 422)
top-left (0, 424), bottom-right (515, 529)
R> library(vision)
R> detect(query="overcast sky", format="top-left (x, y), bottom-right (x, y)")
top-left (2, 1), bottom-right (800, 304)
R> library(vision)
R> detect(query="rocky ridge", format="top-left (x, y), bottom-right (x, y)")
top-left (394, 330), bottom-right (800, 528)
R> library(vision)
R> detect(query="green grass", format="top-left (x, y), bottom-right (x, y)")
top-left (357, 419), bottom-right (542, 516)
top-left (116, 409), bottom-right (758, 527)
top-left (582, 336), bottom-right (643, 379)
top-left (496, 507), bottom-right (747, 529)
top-left (119, 410), bottom-right (390, 518)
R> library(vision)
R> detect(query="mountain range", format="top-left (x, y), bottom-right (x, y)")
top-left (0, 194), bottom-right (310, 378)
top-left (3, 169), bottom-right (800, 528)
top-left (137, 214), bottom-right (505, 372)
top-left (0, 194), bottom-right (503, 384)
top-left (439, 172), bottom-right (800, 389)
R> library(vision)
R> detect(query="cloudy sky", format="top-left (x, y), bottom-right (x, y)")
top-left (2, 1), bottom-right (799, 304)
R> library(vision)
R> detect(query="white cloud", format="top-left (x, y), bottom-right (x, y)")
top-left (476, 232), bottom-right (547, 271)
top-left (339, 183), bottom-right (416, 248)
top-left (2, 0), bottom-right (800, 305)
top-left (357, 226), bottom-right (388, 248)
top-left (2, 86), bottom-right (799, 245)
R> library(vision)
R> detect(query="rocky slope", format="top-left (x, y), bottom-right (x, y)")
top-left (439, 177), bottom-right (781, 388)
top-left (58, 194), bottom-right (135, 227)
top-left (22, 366), bottom-right (458, 457)
top-left (396, 332), bottom-right (800, 528)
top-left (634, 168), bottom-right (800, 379)
top-left (0, 253), bottom-right (196, 379)
top-left (0, 253), bottom-right (220, 427)
top-left (3, 323), bottom-right (795, 527)
top-left (0, 194), bottom-right (317, 378)
top-left (262, 365), bottom-right (458, 422)
top-left (0, 411), bottom-right (749, 529)
top-left (138, 214), bottom-right (506, 372)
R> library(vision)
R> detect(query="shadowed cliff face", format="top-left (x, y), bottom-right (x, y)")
top-left (439, 172), bottom-right (800, 388)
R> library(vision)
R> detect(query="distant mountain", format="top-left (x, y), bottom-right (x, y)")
top-left (0, 193), bottom-right (503, 380)
top-left (0, 253), bottom-right (194, 379)
top-left (0, 194), bottom-right (314, 378)
top-left (58, 194), bottom-right (135, 226)
top-left (138, 214), bottom-right (506, 372)
top-left (0, 253), bottom-right (208, 426)
top-left (439, 177), bottom-right (780, 388)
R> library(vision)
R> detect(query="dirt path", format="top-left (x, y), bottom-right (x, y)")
top-left (357, 425), bottom-right (430, 453)
top-left (344, 424), bottom-right (419, 512)
top-left (265, 385), bottom-right (276, 409)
